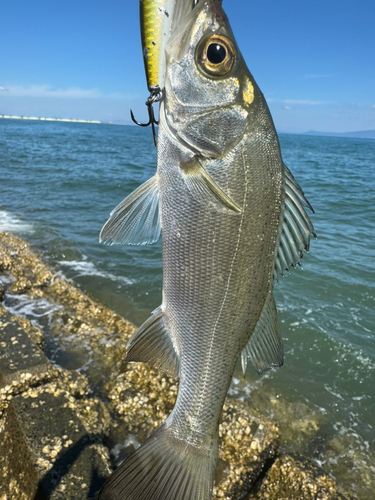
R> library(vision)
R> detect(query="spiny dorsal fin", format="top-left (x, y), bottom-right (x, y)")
top-left (180, 157), bottom-right (242, 214)
top-left (274, 164), bottom-right (316, 279)
top-left (100, 174), bottom-right (161, 246)
top-left (125, 306), bottom-right (179, 378)
top-left (241, 291), bottom-right (283, 375)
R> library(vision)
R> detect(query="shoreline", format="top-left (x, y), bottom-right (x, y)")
top-left (0, 231), bottom-right (352, 499)
top-left (0, 115), bottom-right (101, 124)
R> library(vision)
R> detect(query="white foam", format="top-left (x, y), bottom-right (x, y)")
top-left (0, 274), bottom-right (14, 285)
top-left (0, 210), bottom-right (34, 234)
top-left (110, 436), bottom-right (141, 467)
top-left (57, 257), bottom-right (134, 285)
top-left (324, 384), bottom-right (344, 400)
top-left (123, 436), bottom-right (141, 450)
top-left (4, 294), bottom-right (61, 321)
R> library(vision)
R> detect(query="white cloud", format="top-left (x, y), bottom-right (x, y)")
top-left (266, 97), bottom-right (329, 107)
top-left (284, 99), bottom-right (327, 106)
top-left (0, 84), bottom-right (128, 99)
top-left (304, 74), bottom-right (332, 79)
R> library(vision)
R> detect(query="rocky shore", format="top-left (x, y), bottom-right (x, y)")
top-left (0, 232), bottom-right (352, 500)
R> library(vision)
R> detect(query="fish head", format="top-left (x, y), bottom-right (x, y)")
top-left (163, 0), bottom-right (258, 159)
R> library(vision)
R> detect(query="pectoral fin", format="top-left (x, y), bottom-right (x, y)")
top-left (241, 292), bottom-right (283, 375)
top-left (100, 174), bottom-right (161, 245)
top-left (125, 306), bottom-right (179, 378)
top-left (180, 157), bottom-right (242, 214)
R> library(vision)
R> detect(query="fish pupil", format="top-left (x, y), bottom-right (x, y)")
top-left (206, 43), bottom-right (226, 64)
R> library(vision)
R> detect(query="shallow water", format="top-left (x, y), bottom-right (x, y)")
top-left (1, 119), bottom-right (374, 498)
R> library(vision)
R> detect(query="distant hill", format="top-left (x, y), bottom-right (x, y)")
top-left (302, 130), bottom-right (375, 140)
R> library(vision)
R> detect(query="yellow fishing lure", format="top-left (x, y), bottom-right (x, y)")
top-left (140, 0), bottom-right (176, 93)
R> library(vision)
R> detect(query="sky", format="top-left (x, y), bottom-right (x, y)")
top-left (1, 0), bottom-right (374, 133)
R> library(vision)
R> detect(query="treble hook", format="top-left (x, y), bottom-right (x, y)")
top-left (130, 89), bottom-right (161, 147)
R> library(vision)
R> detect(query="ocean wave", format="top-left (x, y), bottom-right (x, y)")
top-left (0, 209), bottom-right (34, 234)
top-left (57, 257), bottom-right (134, 285)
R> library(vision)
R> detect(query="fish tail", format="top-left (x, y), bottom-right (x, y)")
top-left (98, 421), bottom-right (218, 500)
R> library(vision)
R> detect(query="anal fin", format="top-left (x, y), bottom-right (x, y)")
top-left (241, 292), bottom-right (283, 375)
top-left (125, 306), bottom-right (179, 378)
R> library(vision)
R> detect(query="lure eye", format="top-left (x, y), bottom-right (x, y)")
top-left (196, 35), bottom-right (236, 77)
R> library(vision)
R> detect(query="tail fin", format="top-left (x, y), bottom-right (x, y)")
top-left (98, 422), bottom-right (218, 500)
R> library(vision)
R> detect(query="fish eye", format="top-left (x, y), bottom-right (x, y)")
top-left (196, 35), bottom-right (236, 77)
top-left (207, 43), bottom-right (226, 64)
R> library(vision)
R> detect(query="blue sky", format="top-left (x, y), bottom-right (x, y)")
top-left (1, 0), bottom-right (374, 133)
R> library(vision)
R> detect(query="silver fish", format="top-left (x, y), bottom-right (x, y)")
top-left (99, 0), bottom-right (315, 499)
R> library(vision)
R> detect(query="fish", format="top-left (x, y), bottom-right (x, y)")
top-left (98, 0), bottom-right (315, 499)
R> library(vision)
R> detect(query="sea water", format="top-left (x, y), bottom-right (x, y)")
top-left (1, 119), bottom-right (374, 498)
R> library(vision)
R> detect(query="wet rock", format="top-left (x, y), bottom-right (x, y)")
top-left (247, 454), bottom-right (351, 500)
top-left (0, 295), bottom-right (111, 499)
top-left (106, 364), bottom-right (178, 438)
top-left (11, 312), bottom-right (45, 350)
top-left (230, 379), bottom-right (328, 454)
top-left (0, 234), bottom-right (52, 293)
top-left (0, 307), bottom-right (53, 390)
top-left (0, 382), bottom-right (111, 500)
top-left (0, 282), bottom-right (4, 302)
top-left (265, 396), bottom-right (327, 452)
top-left (75, 397), bottom-right (111, 438)
top-left (0, 401), bottom-right (42, 500)
top-left (213, 399), bottom-right (280, 499)
top-left (0, 232), bottom-right (135, 386)
top-left (106, 364), bottom-right (280, 499)
top-left (0, 250), bottom-right (12, 272)
top-left (54, 368), bottom-right (90, 399)
top-left (322, 429), bottom-right (374, 500)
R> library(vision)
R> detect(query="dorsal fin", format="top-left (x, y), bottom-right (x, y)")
top-left (274, 164), bottom-right (316, 279)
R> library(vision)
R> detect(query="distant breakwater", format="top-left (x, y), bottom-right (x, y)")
top-left (0, 114), bottom-right (101, 124)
